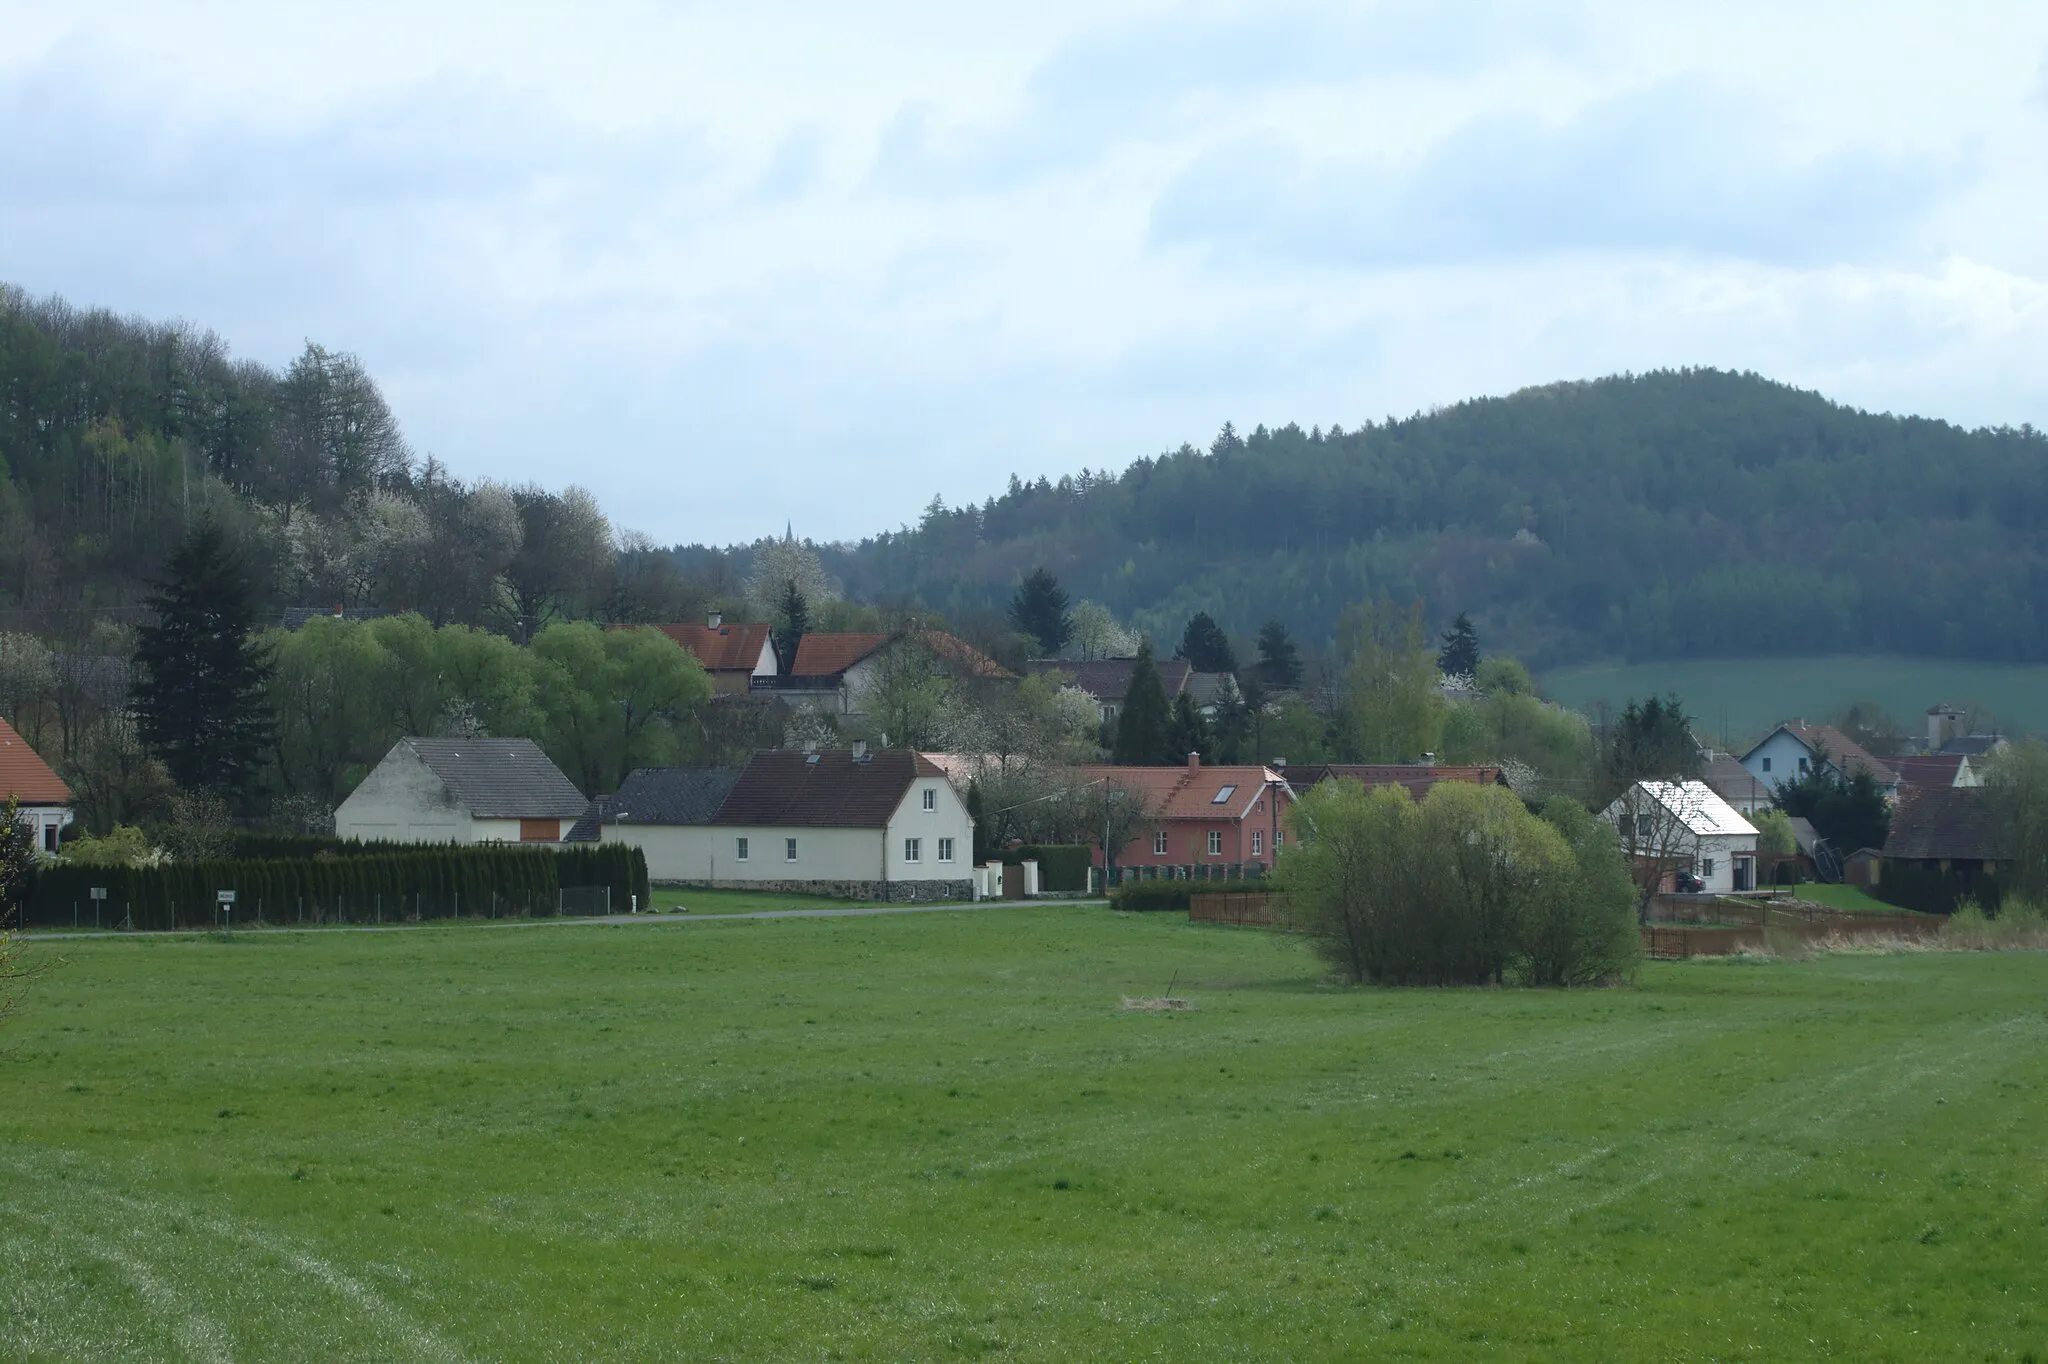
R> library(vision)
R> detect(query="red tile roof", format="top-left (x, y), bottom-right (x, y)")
top-left (1779, 723), bottom-right (1899, 786)
top-left (712, 749), bottom-right (945, 828)
top-left (1891, 754), bottom-right (1967, 789)
top-left (0, 716), bottom-right (71, 805)
top-left (1079, 761), bottom-right (1288, 821)
top-left (1025, 656), bottom-right (1192, 701)
top-left (792, 631), bottom-right (1011, 680)
top-left (646, 621), bottom-right (775, 674)
top-left (1285, 764), bottom-right (1508, 801)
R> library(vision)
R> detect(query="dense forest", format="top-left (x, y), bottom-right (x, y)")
top-left (787, 373), bottom-right (2048, 668)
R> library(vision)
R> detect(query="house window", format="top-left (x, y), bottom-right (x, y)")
top-left (1254, 799), bottom-right (1264, 813)
top-left (1798, 757), bottom-right (1810, 774)
top-left (1251, 830), bottom-right (1264, 857)
top-left (922, 788), bottom-right (937, 812)
top-left (1762, 756), bottom-right (1772, 773)
top-left (1208, 831), bottom-right (1222, 857)
top-left (785, 838), bottom-right (799, 862)
top-left (938, 838), bottom-right (954, 863)
top-left (1153, 830), bottom-right (1168, 856)
top-left (735, 837), bottom-right (749, 861)
top-left (43, 822), bottom-right (59, 853)
top-left (904, 838), bottom-right (922, 863)
top-left (1210, 785), bottom-right (1237, 805)
top-left (1701, 858), bottom-right (1716, 879)
top-left (1636, 814), bottom-right (1654, 838)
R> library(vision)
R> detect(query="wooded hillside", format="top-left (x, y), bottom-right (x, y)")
top-left (806, 372), bottom-right (2048, 668)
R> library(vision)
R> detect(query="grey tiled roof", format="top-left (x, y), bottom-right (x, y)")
top-left (1884, 787), bottom-right (2009, 863)
top-left (609, 768), bottom-right (746, 826)
top-left (404, 738), bottom-right (589, 818)
top-left (712, 749), bottom-right (941, 829)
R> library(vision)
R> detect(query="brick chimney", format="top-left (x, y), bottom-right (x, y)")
top-left (1187, 751), bottom-right (1200, 773)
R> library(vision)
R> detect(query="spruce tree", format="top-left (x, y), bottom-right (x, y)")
top-left (1175, 611), bottom-right (1237, 673)
top-left (1256, 619), bottom-right (1303, 690)
top-left (1166, 693), bottom-right (1211, 764)
top-left (132, 519), bottom-right (274, 796)
top-left (774, 580), bottom-right (809, 677)
top-left (1111, 640), bottom-right (1172, 765)
top-left (1437, 611), bottom-right (1480, 677)
top-left (1007, 567), bottom-right (1073, 655)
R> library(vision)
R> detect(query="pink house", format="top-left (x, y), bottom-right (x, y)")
top-left (1081, 755), bottom-right (1293, 878)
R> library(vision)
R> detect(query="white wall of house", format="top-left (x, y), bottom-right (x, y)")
top-left (882, 776), bottom-right (975, 880)
top-left (20, 804), bottom-right (73, 856)
top-left (607, 775), bottom-right (974, 884)
top-left (336, 745), bottom-right (472, 843)
top-left (1692, 832), bottom-right (1758, 894)
top-left (1741, 731), bottom-right (1818, 793)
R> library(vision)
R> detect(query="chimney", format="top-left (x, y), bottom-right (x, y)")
top-left (708, 608), bottom-right (723, 629)
top-left (1187, 751), bottom-right (1200, 773)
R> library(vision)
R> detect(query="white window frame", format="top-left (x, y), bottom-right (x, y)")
top-left (922, 788), bottom-right (937, 812)
top-left (1701, 857), bottom-right (1716, 879)
top-left (938, 837), bottom-right (954, 863)
top-left (1207, 830), bottom-right (1223, 857)
top-left (735, 836), bottom-right (749, 862)
top-left (904, 837), bottom-right (922, 863)
top-left (785, 837), bottom-right (798, 862)
top-left (1251, 830), bottom-right (1264, 857)
top-left (1153, 830), bottom-right (1168, 856)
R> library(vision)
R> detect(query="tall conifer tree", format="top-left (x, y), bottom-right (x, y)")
top-left (1112, 640), bottom-right (1172, 765)
top-left (1007, 568), bottom-right (1073, 655)
top-left (132, 518), bottom-right (274, 795)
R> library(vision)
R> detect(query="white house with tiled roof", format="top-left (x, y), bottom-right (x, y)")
top-left (0, 716), bottom-right (73, 855)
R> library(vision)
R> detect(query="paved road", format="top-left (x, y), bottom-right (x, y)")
top-left (18, 898), bottom-right (1108, 942)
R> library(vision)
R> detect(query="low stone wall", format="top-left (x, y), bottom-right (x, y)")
top-left (653, 877), bottom-right (975, 903)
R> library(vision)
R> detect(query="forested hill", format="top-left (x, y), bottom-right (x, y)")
top-left (811, 371), bottom-right (2048, 668)
top-left (0, 285), bottom-right (699, 639)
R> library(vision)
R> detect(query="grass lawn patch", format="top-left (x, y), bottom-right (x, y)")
top-left (4, 909), bottom-right (2047, 1359)
top-left (1790, 883), bottom-right (1907, 914)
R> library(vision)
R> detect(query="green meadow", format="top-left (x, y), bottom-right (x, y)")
top-left (1541, 654), bottom-right (2048, 746)
top-left (4, 908), bottom-right (2047, 1360)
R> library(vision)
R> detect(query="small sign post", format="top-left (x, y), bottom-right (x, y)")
top-left (217, 889), bottom-right (236, 938)
top-left (90, 886), bottom-right (107, 931)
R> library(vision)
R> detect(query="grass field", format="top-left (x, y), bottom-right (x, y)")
top-left (5, 909), bottom-right (2048, 1360)
top-left (1541, 654), bottom-right (2048, 746)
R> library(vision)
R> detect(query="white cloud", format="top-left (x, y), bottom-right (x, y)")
top-left (1, 1), bottom-right (2044, 544)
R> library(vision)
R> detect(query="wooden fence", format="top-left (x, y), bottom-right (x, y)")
top-left (1189, 891), bottom-right (1288, 928)
top-left (1641, 924), bottom-right (1767, 958)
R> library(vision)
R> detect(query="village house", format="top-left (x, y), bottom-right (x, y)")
top-left (1081, 754), bottom-right (1293, 880)
top-left (335, 738), bottom-right (589, 844)
top-left (1702, 752), bottom-right (1774, 815)
top-left (1740, 722), bottom-right (1900, 801)
top-left (1891, 753), bottom-right (1982, 791)
top-left (602, 746), bottom-right (975, 901)
top-left (646, 611), bottom-right (778, 695)
top-left (0, 715), bottom-right (73, 855)
top-left (775, 631), bottom-right (1010, 716)
top-left (1924, 703), bottom-right (2007, 759)
top-left (1878, 786), bottom-right (2010, 902)
top-left (1024, 656), bottom-right (1235, 725)
top-left (1602, 779), bottom-right (1761, 895)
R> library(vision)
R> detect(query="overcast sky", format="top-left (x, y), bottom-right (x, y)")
top-left (4, 2), bottom-right (2045, 544)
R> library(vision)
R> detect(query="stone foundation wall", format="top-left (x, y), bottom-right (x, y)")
top-left (654, 877), bottom-right (975, 903)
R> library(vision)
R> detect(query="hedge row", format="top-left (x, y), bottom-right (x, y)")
top-left (997, 845), bottom-right (1092, 892)
top-left (1870, 861), bottom-right (2000, 915)
top-left (18, 843), bottom-right (649, 931)
top-left (1109, 878), bottom-right (1268, 912)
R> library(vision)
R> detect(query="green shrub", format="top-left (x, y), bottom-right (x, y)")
top-left (1000, 845), bottom-right (1093, 892)
top-left (1110, 881), bottom-right (1191, 912)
